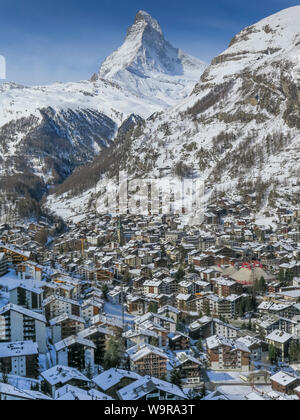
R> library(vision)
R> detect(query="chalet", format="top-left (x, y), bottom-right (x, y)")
top-left (54, 336), bottom-right (96, 371)
top-left (41, 365), bottom-right (91, 398)
top-left (117, 376), bottom-right (187, 400)
top-left (175, 353), bottom-right (203, 385)
top-left (137, 320), bottom-right (168, 347)
top-left (189, 317), bottom-right (214, 340)
top-left (175, 293), bottom-right (194, 311)
top-left (266, 330), bottom-right (293, 362)
top-left (144, 280), bottom-right (164, 296)
top-left (157, 305), bottom-right (180, 324)
top-left (124, 255), bottom-right (142, 269)
top-left (0, 245), bottom-right (30, 266)
top-left (206, 336), bottom-right (250, 372)
top-left (123, 328), bottom-right (159, 348)
top-left (257, 301), bottom-right (295, 319)
top-left (211, 277), bottom-right (242, 298)
top-left (194, 280), bottom-right (211, 294)
top-left (168, 331), bottom-right (190, 350)
top-left (237, 336), bottom-right (263, 361)
top-left (193, 255), bottom-right (215, 268)
top-left (18, 261), bottom-right (43, 282)
top-left (178, 280), bottom-right (194, 295)
top-left (127, 295), bottom-right (148, 315)
top-left (77, 326), bottom-right (114, 366)
top-left (0, 341), bottom-right (39, 378)
top-left (0, 304), bottom-right (47, 353)
top-left (214, 319), bottom-right (239, 338)
top-left (161, 277), bottom-right (177, 295)
top-left (80, 297), bottom-right (103, 321)
top-left (43, 295), bottom-right (81, 321)
top-left (199, 295), bottom-right (233, 320)
top-left (49, 314), bottom-right (86, 344)
top-left (94, 267), bottom-right (114, 284)
top-left (0, 383), bottom-right (51, 400)
top-left (9, 283), bottom-right (44, 310)
top-left (270, 371), bottom-right (300, 395)
top-left (93, 368), bottom-right (142, 399)
top-left (200, 268), bottom-right (220, 281)
top-left (55, 385), bottom-right (113, 401)
top-left (128, 344), bottom-right (168, 379)
top-left (92, 314), bottom-right (123, 336)
top-left (132, 277), bottom-right (145, 292)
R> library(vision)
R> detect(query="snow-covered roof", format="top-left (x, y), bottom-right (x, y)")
top-left (41, 365), bottom-right (91, 386)
top-left (0, 382), bottom-right (51, 400)
top-left (129, 344), bottom-right (168, 362)
top-left (270, 371), bottom-right (299, 387)
top-left (93, 368), bottom-right (142, 391)
top-left (206, 335), bottom-right (250, 353)
top-left (266, 329), bottom-right (293, 343)
top-left (49, 313), bottom-right (85, 326)
top-left (0, 341), bottom-right (38, 358)
top-left (54, 336), bottom-right (96, 352)
top-left (55, 385), bottom-right (113, 401)
top-left (117, 376), bottom-right (187, 400)
top-left (0, 303), bottom-right (46, 323)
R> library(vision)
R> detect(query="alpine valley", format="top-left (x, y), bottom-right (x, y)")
top-left (0, 10), bottom-right (206, 220)
top-left (1, 7), bottom-right (300, 225)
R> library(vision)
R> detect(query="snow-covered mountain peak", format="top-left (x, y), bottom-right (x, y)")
top-left (228, 6), bottom-right (300, 53)
top-left (98, 11), bottom-right (207, 106)
top-left (198, 6), bottom-right (300, 87)
top-left (46, 6), bottom-right (300, 222)
top-left (133, 10), bottom-right (163, 35)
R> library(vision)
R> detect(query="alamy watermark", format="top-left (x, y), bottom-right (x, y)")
top-left (0, 55), bottom-right (6, 79)
top-left (95, 172), bottom-right (205, 226)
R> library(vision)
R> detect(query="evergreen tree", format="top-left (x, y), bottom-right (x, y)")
top-left (123, 271), bottom-right (131, 283)
top-left (174, 267), bottom-right (185, 283)
top-left (278, 269), bottom-right (285, 283)
top-left (268, 344), bottom-right (278, 364)
top-left (102, 284), bottom-right (109, 301)
top-left (103, 337), bottom-right (123, 370)
top-left (149, 337), bottom-right (159, 347)
top-left (200, 383), bottom-right (206, 399)
top-left (288, 341), bottom-right (300, 363)
top-left (258, 276), bottom-right (267, 293)
top-left (285, 271), bottom-right (294, 284)
top-left (148, 302), bottom-right (158, 314)
top-left (170, 366), bottom-right (182, 388)
top-left (248, 318), bottom-right (252, 331)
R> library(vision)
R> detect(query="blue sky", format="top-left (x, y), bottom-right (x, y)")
top-left (0, 0), bottom-right (298, 85)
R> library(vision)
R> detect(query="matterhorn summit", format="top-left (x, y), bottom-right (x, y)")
top-left (98, 11), bottom-right (207, 106)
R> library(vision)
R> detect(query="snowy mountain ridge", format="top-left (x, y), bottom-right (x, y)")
top-left (0, 11), bottom-right (206, 216)
top-left (97, 10), bottom-right (207, 106)
top-left (46, 6), bottom-right (300, 223)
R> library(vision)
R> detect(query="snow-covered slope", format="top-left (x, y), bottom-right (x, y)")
top-left (97, 10), bottom-right (207, 106)
top-left (0, 11), bottom-right (206, 216)
top-left (47, 6), bottom-right (300, 222)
